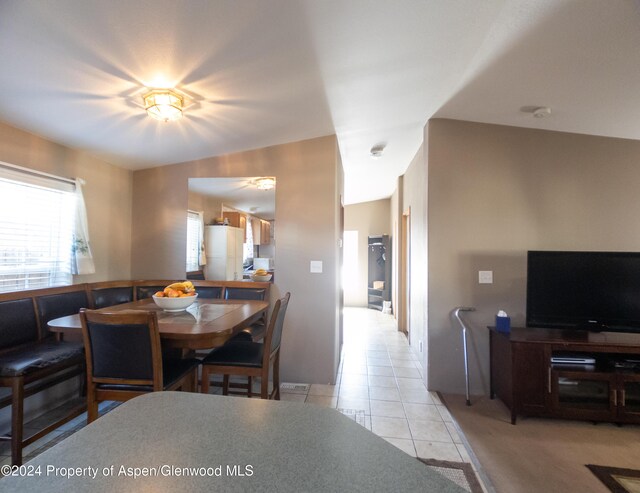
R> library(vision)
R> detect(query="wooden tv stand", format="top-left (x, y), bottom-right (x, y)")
top-left (488, 327), bottom-right (640, 425)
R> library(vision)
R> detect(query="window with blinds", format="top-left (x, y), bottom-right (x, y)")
top-left (186, 211), bottom-right (201, 272)
top-left (0, 166), bottom-right (76, 293)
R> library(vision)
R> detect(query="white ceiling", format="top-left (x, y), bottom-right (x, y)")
top-left (1, 1), bottom-right (639, 205)
top-left (189, 177), bottom-right (275, 220)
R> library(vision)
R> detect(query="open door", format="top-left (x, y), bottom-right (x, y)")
top-left (398, 208), bottom-right (410, 335)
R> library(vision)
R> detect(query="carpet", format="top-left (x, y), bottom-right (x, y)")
top-left (419, 458), bottom-right (484, 493)
top-left (586, 465), bottom-right (640, 493)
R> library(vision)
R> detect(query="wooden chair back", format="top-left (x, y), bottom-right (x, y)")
top-left (263, 292), bottom-right (291, 362)
top-left (79, 309), bottom-right (163, 390)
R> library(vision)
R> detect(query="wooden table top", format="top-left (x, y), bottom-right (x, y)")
top-left (48, 298), bottom-right (269, 349)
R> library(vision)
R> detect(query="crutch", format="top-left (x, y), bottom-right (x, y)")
top-left (453, 307), bottom-right (476, 406)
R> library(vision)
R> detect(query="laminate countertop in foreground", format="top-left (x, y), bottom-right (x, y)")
top-left (0, 392), bottom-right (464, 492)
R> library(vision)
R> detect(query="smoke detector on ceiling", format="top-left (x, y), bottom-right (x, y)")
top-left (370, 144), bottom-right (386, 159)
top-left (532, 106), bottom-right (552, 118)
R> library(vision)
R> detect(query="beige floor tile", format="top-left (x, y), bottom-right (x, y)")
top-left (399, 388), bottom-right (432, 404)
top-left (369, 386), bottom-right (401, 402)
top-left (368, 365), bottom-right (394, 376)
top-left (371, 416), bottom-right (412, 439)
top-left (456, 443), bottom-right (472, 463)
top-left (368, 375), bottom-right (398, 388)
top-left (339, 384), bottom-right (369, 399)
top-left (340, 365), bottom-right (368, 376)
top-left (428, 391), bottom-right (443, 404)
top-left (408, 419), bottom-right (453, 442)
top-left (414, 440), bottom-right (463, 462)
top-left (393, 367), bottom-right (422, 379)
top-left (396, 377), bottom-right (427, 390)
top-left (437, 404), bottom-right (454, 422)
top-left (337, 396), bottom-right (370, 414)
top-left (445, 422), bottom-right (463, 444)
top-left (340, 373), bottom-right (370, 387)
top-left (308, 384), bottom-right (338, 396)
top-left (383, 437), bottom-right (417, 457)
top-left (370, 399), bottom-right (406, 418)
top-left (391, 359), bottom-right (418, 368)
top-left (305, 395), bottom-right (338, 408)
top-left (279, 393), bottom-right (307, 403)
top-left (367, 357), bottom-right (392, 367)
top-left (367, 350), bottom-right (388, 359)
top-left (402, 403), bottom-right (442, 421)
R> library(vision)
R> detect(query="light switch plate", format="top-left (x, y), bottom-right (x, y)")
top-left (310, 261), bottom-right (323, 273)
top-left (479, 270), bottom-right (493, 284)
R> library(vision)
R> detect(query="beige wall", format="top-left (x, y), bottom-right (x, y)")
top-left (401, 144), bottom-right (428, 375)
top-left (343, 199), bottom-right (391, 306)
top-left (0, 121), bottom-right (132, 282)
top-left (131, 135), bottom-right (342, 384)
top-left (0, 121), bottom-right (132, 433)
top-left (187, 191), bottom-right (222, 225)
top-left (427, 118), bottom-right (640, 395)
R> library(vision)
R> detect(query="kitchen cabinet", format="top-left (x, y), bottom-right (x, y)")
top-left (222, 212), bottom-right (247, 241)
top-left (252, 218), bottom-right (271, 246)
top-left (204, 226), bottom-right (244, 281)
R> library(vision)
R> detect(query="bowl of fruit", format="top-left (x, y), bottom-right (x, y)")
top-left (250, 269), bottom-right (272, 282)
top-left (152, 281), bottom-right (198, 312)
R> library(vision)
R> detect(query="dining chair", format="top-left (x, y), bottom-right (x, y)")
top-left (200, 292), bottom-right (290, 399)
top-left (79, 309), bottom-right (200, 422)
top-left (224, 287), bottom-right (268, 342)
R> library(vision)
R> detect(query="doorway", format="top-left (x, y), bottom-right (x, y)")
top-left (399, 208), bottom-right (411, 336)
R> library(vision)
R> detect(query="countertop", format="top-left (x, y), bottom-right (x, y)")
top-left (0, 392), bottom-right (463, 492)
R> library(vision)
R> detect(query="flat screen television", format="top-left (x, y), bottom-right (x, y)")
top-left (526, 251), bottom-right (640, 333)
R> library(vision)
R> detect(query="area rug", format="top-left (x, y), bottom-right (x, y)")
top-left (418, 458), bottom-right (484, 493)
top-left (586, 464), bottom-right (640, 493)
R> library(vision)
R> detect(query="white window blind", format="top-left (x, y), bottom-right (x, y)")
top-left (0, 166), bottom-right (76, 293)
top-left (243, 217), bottom-right (254, 263)
top-left (186, 211), bottom-right (201, 272)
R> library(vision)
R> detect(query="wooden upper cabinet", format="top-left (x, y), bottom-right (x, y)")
top-left (223, 212), bottom-right (247, 241)
top-left (252, 218), bottom-right (271, 245)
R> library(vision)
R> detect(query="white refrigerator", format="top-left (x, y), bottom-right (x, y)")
top-left (204, 225), bottom-right (244, 281)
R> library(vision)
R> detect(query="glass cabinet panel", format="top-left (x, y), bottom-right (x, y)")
top-left (622, 381), bottom-right (640, 413)
top-left (556, 376), bottom-right (610, 410)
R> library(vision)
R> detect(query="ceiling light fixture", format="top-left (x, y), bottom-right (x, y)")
top-left (532, 106), bottom-right (552, 118)
top-left (143, 89), bottom-right (184, 122)
top-left (255, 177), bottom-right (276, 190)
top-left (370, 144), bottom-right (386, 159)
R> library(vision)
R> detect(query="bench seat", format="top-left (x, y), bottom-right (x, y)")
top-left (0, 340), bottom-right (84, 377)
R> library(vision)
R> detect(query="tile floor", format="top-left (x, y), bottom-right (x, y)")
top-left (1, 307), bottom-right (479, 480)
top-left (279, 307), bottom-right (473, 463)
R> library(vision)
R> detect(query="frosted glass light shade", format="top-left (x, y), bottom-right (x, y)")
top-left (143, 89), bottom-right (183, 122)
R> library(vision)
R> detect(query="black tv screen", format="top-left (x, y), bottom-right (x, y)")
top-left (526, 251), bottom-right (640, 333)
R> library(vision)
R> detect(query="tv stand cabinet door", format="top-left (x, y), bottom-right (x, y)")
top-left (513, 342), bottom-right (550, 418)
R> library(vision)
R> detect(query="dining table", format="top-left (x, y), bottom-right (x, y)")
top-left (47, 298), bottom-right (269, 350)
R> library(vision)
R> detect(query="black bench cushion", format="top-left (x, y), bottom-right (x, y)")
top-left (135, 286), bottom-right (165, 300)
top-left (0, 298), bottom-right (39, 350)
top-left (224, 288), bottom-right (267, 301)
top-left (91, 287), bottom-right (134, 309)
top-left (195, 286), bottom-right (223, 299)
top-left (0, 340), bottom-right (84, 377)
top-left (36, 290), bottom-right (89, 335)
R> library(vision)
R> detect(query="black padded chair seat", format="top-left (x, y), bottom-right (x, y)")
top-left (228, 322), bottom-right (266, 343)
top-left (0, 340), bottom-right (84, 377)
top-left (96, 357), bottom-right (200, 392)
top-left (202, 341), bottom-right (264, 368)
